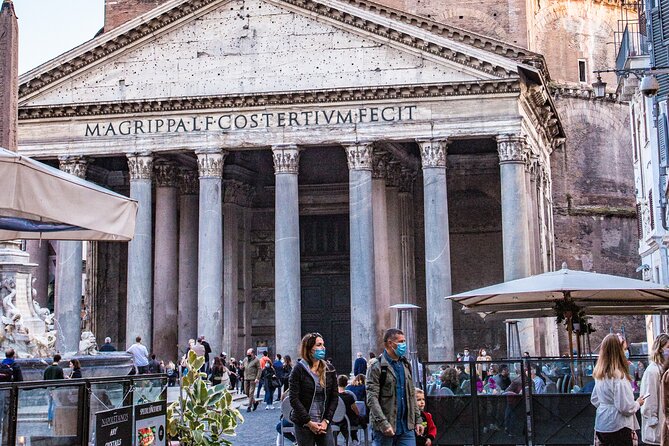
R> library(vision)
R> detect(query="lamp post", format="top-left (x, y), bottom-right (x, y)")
top-left (592, 67), bottom-right (669, 99)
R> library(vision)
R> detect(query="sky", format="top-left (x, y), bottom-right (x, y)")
top-left (13, 0), bottom-right (105, 74)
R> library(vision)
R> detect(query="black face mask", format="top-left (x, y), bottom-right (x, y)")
top-left (247, 355), bottom-right (252, 359)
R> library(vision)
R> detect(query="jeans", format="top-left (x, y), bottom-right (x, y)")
top-left (256, 379), bottom-right (264, 398)
top-left (372, 429), bottom-right (416, 446)
top-left (294, 425), bottom-right (334, 446)
top-left (264, 382), bottom-right (274, 405)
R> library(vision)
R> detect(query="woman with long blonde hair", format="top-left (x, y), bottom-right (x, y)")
top-left (640, 333), bottom-right (669, 445)
top-left (288, 333), bottom-right (338, 446)
top-left (591, 333), bottom-right (645, 446)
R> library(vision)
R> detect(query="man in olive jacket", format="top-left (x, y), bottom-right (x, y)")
top-left (366, 328), bottom-right (423, 446)
top-left (242, 348), bottom-right (262, 412)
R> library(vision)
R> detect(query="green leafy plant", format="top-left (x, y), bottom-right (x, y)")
top-left (553, 299), bottom-right (595, 334)
top-left (167, 350), bottom-right (244, 445)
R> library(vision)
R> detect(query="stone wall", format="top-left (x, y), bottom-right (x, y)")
top-left (104, 0), bottom-right (169, 32)
top-left (551, 94), bottom-right (644, 349)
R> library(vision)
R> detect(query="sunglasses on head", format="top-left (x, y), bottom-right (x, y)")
top-left (310, 332), bottom-right (323, 339)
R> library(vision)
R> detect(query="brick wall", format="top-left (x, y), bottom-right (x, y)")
top-left (0, 0), bottom-right (18, 151)
top-left (104, 0), bottom-right (170, 32)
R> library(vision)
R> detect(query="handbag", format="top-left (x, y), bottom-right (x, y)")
top-left (271, 376), bottom-right (281, 389)
top-left (593, 429), bottom-right (638, 446)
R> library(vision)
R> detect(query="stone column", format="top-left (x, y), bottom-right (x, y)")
top-left (399, 169), bottom-right (417, 304)
top-left (372, 153), bottom-right (392, 331)
top-left (197, 150), bottom-right (226, 358)
top-left (55, 156), bottom-right (88, 354)
top-left (177, 170), bottom-right (199, 355)
top-left (418, 139), bottom-right (454, 361)
top-left (528, 158), bottom-right (542, 274)
top-left (497, 135), bottom-right (534, 354)
top-left (152, 161), bottom-right (179, 361)
top-left (272, 145), bottom-right (302, 359)
top-left (524, 158), bottom-right (538, 275)
top-left (497, 135), bottom-right (532, 281)
top-left (223, 180), bottom-right (253, 358)
top-left (345, 143), bottom-right (378, 356)
top-left (126, 153), bottom-right (153, 349)
top-left (385, 162), bottom-right (403, 308)
top-left (25, 240), bottom-right (49, 306)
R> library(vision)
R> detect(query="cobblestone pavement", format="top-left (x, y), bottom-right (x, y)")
top-left (230, 398), bottom-right (286, 446)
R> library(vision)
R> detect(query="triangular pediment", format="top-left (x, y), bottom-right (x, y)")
top-left (19, 0), bottom-right (543, 108)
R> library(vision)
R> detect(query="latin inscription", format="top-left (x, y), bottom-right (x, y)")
top-left (84, 105), bottom-right (417, 137)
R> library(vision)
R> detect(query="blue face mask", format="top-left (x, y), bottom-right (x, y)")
top-left (313, 348), bottom-right (326, 361)
top-left (395, 342), bottom-right (407, 358)
top-left (625, 350), bottom-right (630, 359)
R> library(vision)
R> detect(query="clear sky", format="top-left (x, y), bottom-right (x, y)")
top-left (13, 0), bottom-right (105, 74)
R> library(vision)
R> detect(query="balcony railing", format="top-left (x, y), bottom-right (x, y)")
top-left (616, 22), bottom-right (649, 73)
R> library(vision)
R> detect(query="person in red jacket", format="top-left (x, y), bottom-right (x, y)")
top-left (415, 388), bottom-right (436, 446)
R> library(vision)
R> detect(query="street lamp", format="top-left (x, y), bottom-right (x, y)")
top-left (592, 67), bottom-right (669, 99)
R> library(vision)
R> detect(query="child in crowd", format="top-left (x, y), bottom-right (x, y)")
top-left (415, 388), bottom-right (437, 446)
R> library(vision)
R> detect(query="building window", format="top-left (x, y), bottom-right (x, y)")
top-left (578, 60), bottom-right (587, 83)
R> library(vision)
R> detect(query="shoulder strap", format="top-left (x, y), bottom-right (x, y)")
top-left (379, 365), bottom-right (388, 389)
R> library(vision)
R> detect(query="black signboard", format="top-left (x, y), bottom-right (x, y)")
top-left (95, 406), bottom-right (133, 446)
top-left (134, 400), bottom-right (167, 446)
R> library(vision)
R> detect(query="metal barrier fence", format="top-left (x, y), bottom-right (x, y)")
top-left (0, 373), bottom-right (167, 446)
top-left (422, 357), bottom-right (649, 446)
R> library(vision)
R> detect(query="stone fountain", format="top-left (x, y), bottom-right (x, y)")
top-left (0, 241), bottom-right (133, 381)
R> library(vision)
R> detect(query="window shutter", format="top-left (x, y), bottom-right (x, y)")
top-left (659, 113), bottom-right (668, 167)
top-left (650, 190), bottom-right (655, 230)
top-left (637, 203), bottom-right (643, 238)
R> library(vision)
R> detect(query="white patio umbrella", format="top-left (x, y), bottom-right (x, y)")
top-left (447, 264), bottom-right (669, 358)
top-left (0, 147), bottom-right (138, 241)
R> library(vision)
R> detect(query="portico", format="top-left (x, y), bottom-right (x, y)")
top-left (16, 0), bottom-right (563, 365)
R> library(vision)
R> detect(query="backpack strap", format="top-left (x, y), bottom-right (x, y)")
top-left (379, 364), bottom-right (388, 389)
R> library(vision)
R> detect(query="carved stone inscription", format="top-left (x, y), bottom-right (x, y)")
top-left (83, 105), bottom-right (417, 137)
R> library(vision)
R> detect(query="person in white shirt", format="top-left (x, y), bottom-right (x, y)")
top-left (591, 333), bottom-right (645, 446)
top-left (640, 333), bottom-right (669, 445)
top-left (126, 336), bottom-right (150, 374)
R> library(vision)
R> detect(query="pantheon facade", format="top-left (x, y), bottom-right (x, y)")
top-left (16, 0), bottom-right (564, 371)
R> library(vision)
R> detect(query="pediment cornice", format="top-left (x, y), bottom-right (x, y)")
top-left (18, 80), bottom-right (521, 120)
top-left (17, 0), bottom-right (546, 100)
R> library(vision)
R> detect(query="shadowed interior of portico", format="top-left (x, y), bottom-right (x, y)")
top-left (22, 137), bottom-right (550, 367)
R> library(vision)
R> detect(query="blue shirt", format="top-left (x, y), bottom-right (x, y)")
top-left (383, 351), bottom-right (408, 435)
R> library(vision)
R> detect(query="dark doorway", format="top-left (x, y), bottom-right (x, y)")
top-left (300, 214), bottom-right (351, 375)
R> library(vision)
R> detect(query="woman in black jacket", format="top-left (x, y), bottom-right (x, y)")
top-left (289, 332), bottom-right (338, 446)
top-left (68, 359), bottom-right (82, 379)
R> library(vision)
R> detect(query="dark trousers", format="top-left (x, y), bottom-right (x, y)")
top-left (294, 425), bottom-right (334, 446)
top-left (596, 428), bottom-right (633, 446)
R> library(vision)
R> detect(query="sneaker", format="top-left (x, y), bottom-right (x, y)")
top-left (253, 401), bottom-right (259, 411)
top-left (265, 406), bottom-right (270, 410)
top-left (246, 406), bottom-right (251, 413)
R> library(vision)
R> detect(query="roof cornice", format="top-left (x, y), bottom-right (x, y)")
top-left (18, 80), bottom-right (521, 120)
top-left (18, 0), bottom-right (546, 100)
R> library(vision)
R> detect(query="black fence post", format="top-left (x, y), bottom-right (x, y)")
top-left (7, 385), bottom-right (18, 446)
top-left (470, 361), bottom-right (480, 446)
top-left (81, 381), bottom-right (91, 446)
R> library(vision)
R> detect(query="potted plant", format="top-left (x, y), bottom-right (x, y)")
top-left (167, 350), bottom-right (243, 445)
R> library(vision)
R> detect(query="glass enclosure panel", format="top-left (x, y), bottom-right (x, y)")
top-left (132, 377), bottom-right (167, 404)
top-left (16, 386), bottom-right (82, 446)
top-left (88, 381), bottom-right (131, 445)
top-left (0, 389), bottom-right (11, 445)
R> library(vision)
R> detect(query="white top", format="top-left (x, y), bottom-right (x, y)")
top-left (591, 377), bottom-right (640, 433)
top-left (640, 362), bottom-right (663, 445)
top-left (127, 343), bottom-right (150, 367)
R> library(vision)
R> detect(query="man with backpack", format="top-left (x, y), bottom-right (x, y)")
top-left (366, 328), bottom-right (422, 446)
top-left (0, 349), bottom-right (23, 382)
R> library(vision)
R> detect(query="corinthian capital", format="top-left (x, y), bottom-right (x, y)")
top-left (497, 135), bottom-right (528, 164)
top-left (372, 152), bottom-right (389, 179)
top-left (178, 169), bottom-right (198, 195)
top-left (154, 160), bottom-right (178, 187)
top-left (272, 145), bottom-right (300, 174)
top-left (417, 139), bottom-right (448, 168)
top-left (126, 153), bottom-right (153, 180)
top-left (196, 150), bottom-right (227, 179)
top-left (58, 156), bottom-right (89, 179)
top-left (345, 143), bottom-right (374, 171)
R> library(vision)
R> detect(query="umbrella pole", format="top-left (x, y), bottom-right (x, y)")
top-left (567, 313), bottom-right (574, 361)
